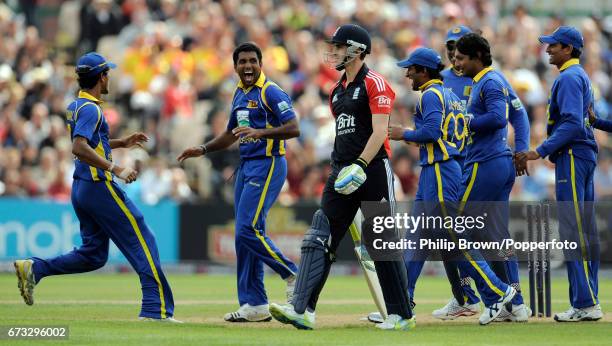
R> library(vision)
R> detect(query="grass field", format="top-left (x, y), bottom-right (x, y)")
top-left (1, 273), bottom-right (611, 345)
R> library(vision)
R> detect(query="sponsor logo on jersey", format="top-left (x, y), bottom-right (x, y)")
top-left (277, 100), bottom-right (292, 113)
top-left (375, 95), bottom-right (391, 108)
top-left (239, 137), bottom-right (262, 144)
top-left (511, 98), bottom-right (523, 110)
top-left (337, 113), bottom-right (356, 136)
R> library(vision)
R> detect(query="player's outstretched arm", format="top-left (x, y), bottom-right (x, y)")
top-left (110, 132), bottom-right (149, 149)
top-left (177, 130), bottom-right (237, 163)
top-left (589, 105), bottom-right (612, 132)
top-left (72, 136), bottom-right (137, 183)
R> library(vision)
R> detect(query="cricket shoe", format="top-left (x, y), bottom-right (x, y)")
top-left (224, 304), bottom-right (272, 322)
top-left (494, 304), bottom-right (531, 322)
top-left (286, 275), bottom-right (296, 304)
top-left (479, 286), bottom-right (516, 325)
top-left (375, 314), bottom-right (416, 331)
top-left (432, 298), bottom-right (480, 320)
top-left (139, 317), bottom-right (183, 323)
top-left (14, 260), bottom-right (36, 305)
top-left (366, 312), bottom-right (384, 323)
top-left (269, 303), bottom-right (315, 330)
top-left (554, 305), bottom-right (603, 322)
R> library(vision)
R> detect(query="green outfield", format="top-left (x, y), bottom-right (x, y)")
top-left (0, 273), bottom-right (610, 345)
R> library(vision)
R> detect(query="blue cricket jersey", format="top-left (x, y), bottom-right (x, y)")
top-left (66, 90), bottom-right (113, 182)
top-left (490, 70), bottom-right (530, 153)
top-left (536, 59), bottom-right (597, 163)
top-left (442, 67), bottom-right (471, 156)
top-left (227, 72), bottom-right (296, 159)
top-left (441, 67), bottom-right (471, 107)
top-left (443, 67), bottom-right (529, 161)
top-left (403, 79), bottom-right (461, 166)
top-left (464, 67), bottom-right (513, 165)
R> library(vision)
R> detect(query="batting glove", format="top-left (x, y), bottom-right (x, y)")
top-left (334, 158), bottom-right (368, 195)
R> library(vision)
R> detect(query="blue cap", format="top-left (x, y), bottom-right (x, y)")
top-left (446, 25), bottom-right (471, 42)
top-left (75, 52), bottom-right (116, 77)
top-left (539, 26), bottom-right (584, 49)
top-left (397, 47), bottom-right (442, 69)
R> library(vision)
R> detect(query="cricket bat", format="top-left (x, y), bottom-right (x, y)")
top-left (350, 210), bottom-right (387, 319)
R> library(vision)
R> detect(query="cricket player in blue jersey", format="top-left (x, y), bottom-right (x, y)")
top-left (453, 33), bottom-right (531, 321)
top-left (516, 26), bottom-right (603, 322)
top-left (437, 25), bottom-right (481, 315)
top-left (389, 47), bottom-right (516, 325)
top-left (436, 28), bottom-right (532, 321)
top-left (177, 42), bottom-right (299, 323)
top-left (13, 52), bottom-right (178, 322)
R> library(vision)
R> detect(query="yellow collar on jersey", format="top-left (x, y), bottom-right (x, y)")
top-left (78, 90), bottom-right (103, 104)
top-left (237, 71), bottom-right (266, 92)
top-left (560, 58), bottom-right (580, 72)
top-left (473, 66), bottom-right (494, 83)
top-left (418, 79), bottom-right (443, 91)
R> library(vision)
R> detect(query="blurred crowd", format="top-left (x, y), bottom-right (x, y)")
top-left (1, 0), bottom-right (612, 205)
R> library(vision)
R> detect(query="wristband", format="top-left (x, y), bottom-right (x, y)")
top-left (108, 162), bottom-right (115, 172)
top-left (199, 144), bottom-right (208, 155)
top-left (355, 158), bottom-right (368, 169)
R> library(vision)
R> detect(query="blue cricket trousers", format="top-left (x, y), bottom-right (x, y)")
top-left (555, 150), bottom-right (599, 308)
top-left (457, 155), bottom-right (523, 306)
top-left (31, 179), bottom-right (174, 318)
top-left (405, 159), bottom-right (511, 306)
top-left (234, 156), bottom-right (298, 306)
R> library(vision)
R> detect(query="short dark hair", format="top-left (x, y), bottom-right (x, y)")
top-left (77, 69), bottom-right (107, 89)
top-left (456, 33), bottom-right (493, 66)
top-left (414, 63), bottom-right (445, 80)
top-left (233, 42), bottom-right (262, 66)
top-left (561, 43), bottom-right (582, 58)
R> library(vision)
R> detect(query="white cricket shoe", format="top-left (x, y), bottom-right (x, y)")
top-left (432, 298), bottom-right (480, 320)
top-left (494, 304), bottom-right (530, 322)
top-left (14, 260), bottom-right (36, 305)
top-left (269, 303), bottom-right (315, 330)
top-left (366, 311), bottom-right (384, 323)
top-left (479, 286), bottom-right (516, 325)
top-left (375, 314), bottom-right (416, 331)
top-left (139, 316), bottom-right (184, 323)
top-left (224, 304), bottom-right (272, 322)
top-left (554, 305), bottom-right (603, 322)
top-left (286, 275), bottom-right (296, 304)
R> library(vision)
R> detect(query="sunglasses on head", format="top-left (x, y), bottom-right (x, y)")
top-left (75, 61), bottom-right (108, 75)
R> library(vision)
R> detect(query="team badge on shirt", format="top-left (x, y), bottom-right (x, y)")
top-left (247, 100), bottom-right (258, 108)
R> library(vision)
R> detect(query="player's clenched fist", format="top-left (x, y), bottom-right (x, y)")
top-left (113, 166), bottom-right (138, 183)
top-left (176, 146), bottom-right (205, 163)
top-left (388, 124), bottom-right (417, 146)
top-left (388, 124), bottom-right (406, 140)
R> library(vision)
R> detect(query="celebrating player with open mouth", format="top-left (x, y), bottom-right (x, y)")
top-left (177, 42), bottom-right (300, 323)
